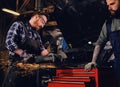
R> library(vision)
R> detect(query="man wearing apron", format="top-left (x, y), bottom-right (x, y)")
top-left (2, 11), bottom-right (49, 87)
top-left (85, 0), bottom-right (120, 87)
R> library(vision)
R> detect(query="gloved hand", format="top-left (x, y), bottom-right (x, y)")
top-left (20, 51), bottom-right (33, 61)
top-left (84, 62), bottom-right (97, 71)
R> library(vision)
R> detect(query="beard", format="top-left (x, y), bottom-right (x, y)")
top-left (112, 7), bottom-right (120, 18)
top-left (108, 7), bottom-right (120, 18)
top-left (110, 10), bottom-right (116, 15)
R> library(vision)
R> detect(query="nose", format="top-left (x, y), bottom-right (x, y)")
top-left (41, 24), bottom-right (44, 28)
top-left (108, 5), bottom-right (112, 11)
top-left (38, 22), bottom-right (44, 28)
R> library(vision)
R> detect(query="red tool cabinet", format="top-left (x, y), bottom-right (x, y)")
top-left (48, 68), bottom-right (115, 87)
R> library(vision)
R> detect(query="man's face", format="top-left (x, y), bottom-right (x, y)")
top-left (32, 14), bottom-right (47, 30)
top-left (106, 0), bottom-right (120, 15)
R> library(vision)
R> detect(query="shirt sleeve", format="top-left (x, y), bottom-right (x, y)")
top-left (5, 22), bottom-right (22, 52)
top-left (95, 21), bottom-right (108, 46)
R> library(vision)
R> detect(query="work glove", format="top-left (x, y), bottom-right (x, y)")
top-left (20, 51), bottom-right (33, 62)
top-left (84, 62), bottom-right (97, 71)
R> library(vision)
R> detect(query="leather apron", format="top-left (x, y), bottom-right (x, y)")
top-left (20, 22), bottom-right (41, 55)
top-left (2, 22), bottom-right (41, 87)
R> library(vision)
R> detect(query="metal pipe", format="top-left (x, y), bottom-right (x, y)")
top-left (35, 0), bottom-right (41, 11)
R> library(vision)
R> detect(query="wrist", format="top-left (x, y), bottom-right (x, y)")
top-left (20, 51), bottom-right (27, 58)
top-left (14, 49), bottom-right (23, 56)
top-left (91, 61), bottom-right (96, 63)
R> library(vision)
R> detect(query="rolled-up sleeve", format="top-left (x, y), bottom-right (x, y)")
top-left (95, 22), bottom-right (108, 46)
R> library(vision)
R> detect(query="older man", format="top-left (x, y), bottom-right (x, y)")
top-left (3, 11), bottom-right (49, 87)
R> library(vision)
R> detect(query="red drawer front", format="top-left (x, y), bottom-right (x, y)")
top-left (56, 68), bottom-right (98, 77)
top-left (56, 68), bottom-right (98, 73)
top-left (55, 68), bottom-right (98, 87)
top-left (56, 72), bottom-right (96, 77)
top-left (48, 81), bottom-right (86, 87)
top-left (53, 76), bottom-right (91, 82)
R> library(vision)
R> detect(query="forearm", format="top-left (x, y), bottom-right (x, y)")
top-left (14, 49), bottom-right (32, 59)
top-left (92, 45), bottom-right (101, 62)
top-left (13, 49), bottom-right (24, 56)
top-left (85, 44), bottom-right (102, 71)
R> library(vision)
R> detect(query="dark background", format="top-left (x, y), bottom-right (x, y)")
top-left (0, 0), bottom-right (108, 49)
top-left (0, 0), bottom-right (110, 86)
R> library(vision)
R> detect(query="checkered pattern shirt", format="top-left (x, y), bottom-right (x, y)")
top-left (5, 21), bottom-right (45, 57)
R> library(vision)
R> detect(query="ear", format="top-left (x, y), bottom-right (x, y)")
top-left (32, 14), bottom-right (38, 20)
top-left (35, 14), bottom-right (40, 19)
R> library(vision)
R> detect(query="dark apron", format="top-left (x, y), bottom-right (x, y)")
top-left (107, 19), bottom-right (120, 87)
top-left (20, 22), bottom-right (41, 55)
top-left (2, 22), bottom-right (41, 87)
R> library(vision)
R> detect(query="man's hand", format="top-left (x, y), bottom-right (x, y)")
top-left (20, 51), bottom-right (33, 61)
top-left (41, 49), bottom-right (49, 56)
top-left (14, 49), bottom-right (24, 56)
top-left (84, 62), bottom-right (97, 71)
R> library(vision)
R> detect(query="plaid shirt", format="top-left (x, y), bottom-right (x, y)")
top-left (5, 21), bottom-right (45, 57)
